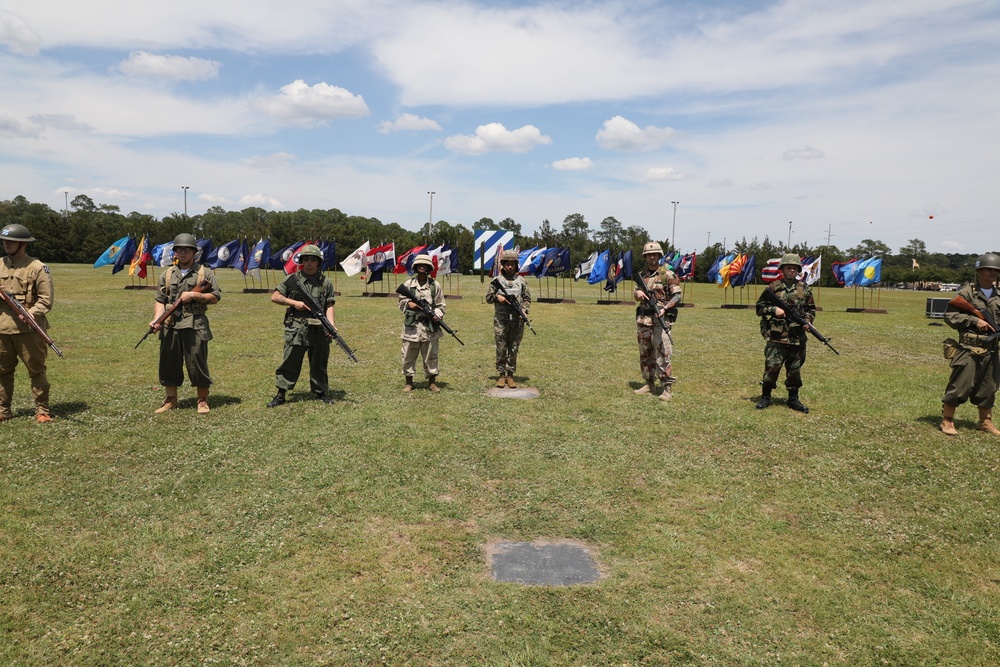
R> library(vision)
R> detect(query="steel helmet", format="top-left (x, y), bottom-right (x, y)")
top-left (500, 249), bottom-right (519, 262)
top-left (643, 242), bottom-right (663, 256)
top-left (779, 253), bottom-right (802, 269)
top-left (411, 253), bottom-right (433, 269)
top-left (1, 224), bottom-right (35, 243)
top-left (974, 253), bottom-right (1000, 271)
top-left (172, 233), bottom-right (198, 249)
top-left (298, 244), bottom-right (323, 260)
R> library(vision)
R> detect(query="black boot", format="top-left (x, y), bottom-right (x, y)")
top-left (787, 389), bottom-right (809, 413)
top-left (267, 389), bottom-right (286, 408)
top-left (755, 385), bottom-right (772, 410)
top-left (313, 391), bottom-right (335, 404)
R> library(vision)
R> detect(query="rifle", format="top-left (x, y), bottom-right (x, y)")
top-left (632, 272), bottom-right (671, 332)
top-left (758, 287), bottom-right (839, 355)
top-left (294, 275), bottom-right (359, 363)
top-left (0, 286), bottom-right (63, 357)
top-left (135, 279), bottom-right (212, 349)
top-left (490, 278), bottom-right (536, 335)
top-left (948, 294), bottom-right (1000, 344)
top-left (396, 284), bottom-right (464, 346)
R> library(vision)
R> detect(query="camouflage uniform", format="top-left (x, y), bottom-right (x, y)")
top-left (485, 273), bottom-right (531, 378)
top-left (0, 248), bottom-right (53, 419)
top-left (635, 265), bottom-right (682, 387)
top-left (756, 277), bottom-right (815, 396)
top-left (274, 271), bottom-right (336, 395)
top-left (155, 263), bottom-right (222, 388)
top-left (398, 274), bottom-right (444, 380)
top-left (942, 283), bottom-right (999, 409)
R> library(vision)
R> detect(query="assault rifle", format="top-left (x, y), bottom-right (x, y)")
top-left (758, 287), bottom-right (839, 355)
top-left (490, 278), bottom-right (536, 335)
top-left (396, 284), bottom-right (464, 345)
top-left (294, 275), bottom-right (359, 363)
top-left (135, 279), bottom-right (213, 349)
top-left (948, 294), bottom-right (1000, 344)
top-left (0, 286), bottom-right (63, 357)
top-left (632, 272), bottom-right (671, 332)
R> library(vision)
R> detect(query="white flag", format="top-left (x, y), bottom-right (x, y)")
top-left (341, 241), bottom-right (370, 277)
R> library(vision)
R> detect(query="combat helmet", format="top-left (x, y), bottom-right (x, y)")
top-left (974, 252), bottom-right (1000, 271)
top-left (779, 253), bottom-right (802, 269)
top-left (0, 224), bottom-right (35, 243)
top-left (411, 253), bottom-right (433, 269)
top-left (500, 249), bottom-right (519, 263)
top-left (298, 244), bottom-right (323, 260)
top-left (643, 241), bottom-right (664, 256)
top-left (172, 233), bottom-right (198, 249)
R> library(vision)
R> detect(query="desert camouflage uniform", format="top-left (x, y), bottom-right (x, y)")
top-left (275, 271), bottom-right (336, 394)
top-left (756, 278), bottom-right (815, 390)
top-left (485, 274), bottom-right (531, 377)
top-left (635, 266), bottom-right (682, 386)
top-left (0, 253), bottom-right (53, 418)
top-left (398, 275), bottom-right (444, 379)
top-left (155, 264), bottom-right (221, 388)
top-left (942, 283), bottom-right (1000, 408)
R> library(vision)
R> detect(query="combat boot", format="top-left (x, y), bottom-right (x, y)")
top-left (755, 386), bottom-right (772, 410)
top-left (428, 376), bottom-right (441, 393)
top-left (977, 407), bottom-right (1000, 436)
top-left (155, 386), bottom-right (179, 414)
top-left (314, 391), bottom-right (335, 404)
top-left (940, 403), bottom-right (958, 435)
top-left (196, 387), bottom-right (211, 414)
top-left (267, 389), bottom-right (286, 408)
top-left (634, 381), bottom-right (655, 395)
top-left (496, 376), bottom-right (507, 388)
top-left (403, 376), bottom-right (414, 393)
top-left (787, 389), bottom-right (809, 414)
top-left (505, 376), bottom-right (518, 388)
top-left (658, 384), bottom-right (672, 402)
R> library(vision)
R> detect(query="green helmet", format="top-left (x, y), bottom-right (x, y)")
top-left (298, 244), bottom-right (323, 260)
top-left (172, 233), bottom-right (198, 249)
top-left (779, 253), bottom-right (802, 269)
top-left (1, 224), bottom-right (35, 243)
top-left (975, 253), bottom-right (1000, 271)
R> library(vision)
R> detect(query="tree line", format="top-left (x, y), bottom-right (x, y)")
top-left (0, 194), bottom-right (985, 286)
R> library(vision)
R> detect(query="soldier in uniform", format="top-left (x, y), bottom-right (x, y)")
top-left (485, 249), bottom-right (531, 388)
top-left (0, 224), bottom-right (54, 423)
top-left (940, 252), bottom-right (1000, 435)
top-left (398, 253), bottom-right (445, 393)
top-left (633, 242), bottom-right (682, 401)
top-left (149, 233), bottom-right (221, 414)
top-left (755, 253), bottom-right (814, 413)
top-left (268, 244), bottom-right (338, 406)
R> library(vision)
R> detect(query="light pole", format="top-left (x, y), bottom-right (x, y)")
top-left (64, 191), bottom-right (68, 220)
top-left (670, 200), bottom-right (679, 252)
top-left (787, 220), bottom-right (792, 249)
top-left (706, 231), bottom-right (711, 248)
top-left (182, 186), bottom-right (190, 217)
top-left (426, 191), bottom-right (435, 238)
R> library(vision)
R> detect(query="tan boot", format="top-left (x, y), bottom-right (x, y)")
top-left (634, 381), bottom-right (655, 395)
top-left (505, 376), bottom-right (517, 389)
top-left (428, 376), bottom-right (440, 393)
top-left (940, 403), bottom-right (958, 436)
top-left (155, 386), bottom-right (179, 414)
top-left (403, 376), bottom-right (413, 393)
top-left (196, 387), bottom-right (210, 415)
top-left (659, 385), bottom-right (673, 402)
top-left (496, 376), bottom-right (507, 388)
top-left (978, 407), bottom-right (1000, 435)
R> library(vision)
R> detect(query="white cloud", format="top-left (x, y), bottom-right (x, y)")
top-left (0, 107), bottom-right (40, 137)
top-left (641, 167), bottom-right (686, 182)
top-left (597, 116), bottom-right (676, 152)
top-left (254, 80), bottom-right (369, 127)
top-left (0, 10), bottom-right (40, 56)
top-left (30, 113), bottom-right (94, 132)
top-left (376, 113), bottom-right (442, 134)
top-left (118, 51), bottom-right (221, 81)
top-left (444, 123), bottom-right (551, 155)
top-left (551, 157), bottom-right (592, 171)
top-left (783, 146), bottom-right (825, 160)
top-left (239, 193), bottom-right (284, 209)
top-left (243, 152), bottom-right (298, 169)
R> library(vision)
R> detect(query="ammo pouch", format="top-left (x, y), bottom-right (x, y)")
top-left (959, 332), bottom-right (993, 357)
top-left (943, 338), bottom-right (960, 359)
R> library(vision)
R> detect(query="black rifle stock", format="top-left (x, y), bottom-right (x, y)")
top-left (759, 287), bottom-right (839, 355)
top-left (294, 276), bottom-right (359, 363)
top-left (0, 286), bottom-right (63, 357)
top-left (395, 284), bottom-right (464, 345)
top-left (490, 278), bottom-right (536, 335)
top-left (135, 279), bottom-right (212, 349)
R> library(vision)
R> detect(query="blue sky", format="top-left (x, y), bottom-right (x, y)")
top-left (1, 0), bottom-right (999, 254)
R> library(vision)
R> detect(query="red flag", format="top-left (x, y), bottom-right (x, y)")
top-left (282, 240), bottom-right (312, 275)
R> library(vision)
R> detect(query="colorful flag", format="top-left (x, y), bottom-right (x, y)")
top-left (713, 253), bottom-right (736, 287)
top-left (517, 246), bottom-right (540, 274)
top-left (730, 254), bottom-right (756, 288)
top-left (706, 254), bottom-right (725, 283)
top-left (604, 250), bottom-right (632, 291)
top-left (129, 235), bottom-right (151, 278)
top-left (832, 259), bottom-right (858, 286)
top-left (587, 249), bottom-right (611, 285)
top-left (394, 244), bottom-right (428, 274)
top-left (284, 240), bottom-right (317, 275)
top-left (111, 237), bottom-right (137, 275)
top-left (800, 255), bottom-right (822, 285)
top-left (574, 251), bottom-right (598, 281)
top-left (677, 252), bottom-right (696, 280)
top-left (721, 253), bottom-right (745, 288)
top-left (854, 257), bottom-right (882, 286)
top-left (151, 242), bottom-right (174, 267)
top-left (761, 257), bottom-right (781, 283)
top-left (473, 229), bottom-right (513, 271)
top-left (341, 241), bottom-right (369, 277)
top-left (365, 242), bottom-right (395, 274)
top-left (93, 236), bottom-right (131, 268)
top-left (436, 244), bottom-right (452, 277)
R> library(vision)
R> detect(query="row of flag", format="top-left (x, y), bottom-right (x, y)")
top-left (709, 254), bottom-right (883, 287)
top-left (340, 241), bottom-right (461, 284)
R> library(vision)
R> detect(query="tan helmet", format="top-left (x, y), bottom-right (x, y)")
top-left (779, 253), bottom-right (802, 269)
top-left (411, 253), bottom-right (433, 269)
top-left (643, 241), bottom-right (663, 257)
top-left (298, 244), bottom-right (323, 260)
top-left (974, 252), bottom-right (1000, 271)
top-left (500, 249), bottom-right (519, 263)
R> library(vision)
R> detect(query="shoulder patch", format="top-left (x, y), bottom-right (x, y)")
top-left (43, 265), bottom-right (50, 273)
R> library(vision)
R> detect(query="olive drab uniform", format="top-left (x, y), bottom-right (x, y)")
top-left (485, 274), bottom-right (531, 379)
top-left (756, 278), bottom-right (815, 396)
top-left (155, 264), bottom-right (221, 388)
top-left (274, 271), bottom-right (337, 395)
top-left (635, 265), bottom-right (682, 388)
top-left (0, 253), bottom-right (53, 419)
top-left (398, 275), bottom-right (444, 381)
top-left (942, 284), bottom-right (1000, 409)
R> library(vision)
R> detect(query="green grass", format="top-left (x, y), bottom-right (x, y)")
top-left (1, 266), bottom-right (997, 665)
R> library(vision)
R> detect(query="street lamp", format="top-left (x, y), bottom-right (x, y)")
top-left (182, 186), bottom-right (190, 217)
top-left (787, 220), bottom-right (793, 249)
top-left (64, 191), bottom-right (68, 220)
top-left (427, 191), bottom-right (435, 238)
top-left (670, 201), bottom-right (679, 252)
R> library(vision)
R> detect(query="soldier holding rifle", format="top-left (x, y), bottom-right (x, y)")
top-left (485, 250), bottom-right (532, 388)
top-left (633, 242), bottom-right (682, 401)
top-left (268, 244), bottom-right (338, 406)
top-left (397, 254), bottom-right (446, 393)
top-left (149, 233), bottom-right (221, 415)
top-left (940, 252), bottom-right (1000, 436)
top-left (0, 224), bottom-right (55, 423)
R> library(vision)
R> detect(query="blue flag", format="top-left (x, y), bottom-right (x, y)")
top-left (204, 239), bottom-right (241, 269)
top-left (587, 249), bottom-right (611, 285)
top-left (318, 240), bottom-right (337, 270)
top-left (247, 239), bottom-right (271, 272)
top-left (854, 257), bottom-right (882, 286)
top-left (196, 238), bottom-right (213, 265)
top-left (94, 236), bottom-right (131, 268)
top-left (111, 237), bottom-right (137, 275)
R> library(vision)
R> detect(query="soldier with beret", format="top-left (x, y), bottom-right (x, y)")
top-left (150, 233), bottom-right (222, 414)
top-left (268, 244), bottom-right (338, 406)
top-left (485, 249), bottom-right (531, 388)
top-left (0, 224), bottom-right (54, 423)
top-left (633, 241), bottom-right (682, 401)
top-left (398, 253), bottom-right (445, 392)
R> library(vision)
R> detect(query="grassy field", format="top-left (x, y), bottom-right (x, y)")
top-left (1, 265), bottom-right (997, 666)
